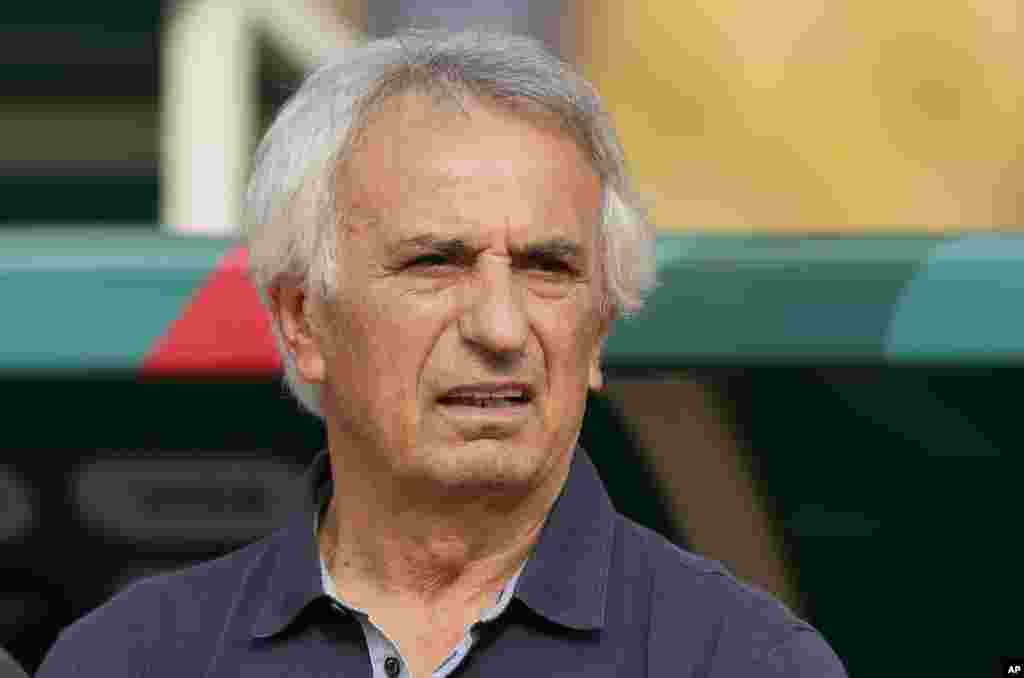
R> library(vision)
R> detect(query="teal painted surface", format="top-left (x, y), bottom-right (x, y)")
top-left (607, 233), bottom-right (948, 365)
top-left (885, 235), bottom-right (1024, 361)
top-left (0, 228), bottom-right (231, 370)
top-left (4, 228), bottom-right (1024, 370)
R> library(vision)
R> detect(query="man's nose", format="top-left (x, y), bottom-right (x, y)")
top-left (458, 258), bottom-right (529, 357)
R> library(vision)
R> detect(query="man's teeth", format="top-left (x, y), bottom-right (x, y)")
top-left (448, 396), bottom-right (521, 407)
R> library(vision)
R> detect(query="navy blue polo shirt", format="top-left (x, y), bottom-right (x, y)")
top-left (37, 446), bottom-right (847, 677)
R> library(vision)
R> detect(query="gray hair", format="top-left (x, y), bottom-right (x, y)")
top-left (242, 28), bottom-right (659, 420)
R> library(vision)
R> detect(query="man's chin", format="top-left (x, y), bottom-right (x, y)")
top-left (411, 440), bottom-right (552, 493)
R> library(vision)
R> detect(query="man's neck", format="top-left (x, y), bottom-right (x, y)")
top-left (319, 508), bottom-right (538, 611)
top-left (316, 447), bottom-right (570, 612)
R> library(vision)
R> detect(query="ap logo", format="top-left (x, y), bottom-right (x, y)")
top-left (1000, 657), bottom-right (1024, 676)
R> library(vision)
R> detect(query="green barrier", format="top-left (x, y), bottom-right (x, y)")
top-left (4, 229), bottom-right (1024, 371)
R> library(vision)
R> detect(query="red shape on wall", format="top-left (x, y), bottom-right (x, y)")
top-left (142, 246), bottom-right (282, 375)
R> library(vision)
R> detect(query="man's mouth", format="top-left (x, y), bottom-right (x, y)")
top-left (438, 395), bottom-right (530, 408)
top-left (436, 383), bottom-right (535, 415)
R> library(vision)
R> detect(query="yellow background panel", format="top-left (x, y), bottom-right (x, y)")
top-left (577, 1), bottom-right (1023, 232)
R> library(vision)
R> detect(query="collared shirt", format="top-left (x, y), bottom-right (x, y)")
top-left (313, 465), bottom-right (529, 678)
top-left (37, 445), bottom-right (848, 677)
top-left (319, 556), bottom-right (525, 678)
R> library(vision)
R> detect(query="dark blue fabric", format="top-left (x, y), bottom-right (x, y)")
top-left (36, 446), bottom-right (847, 677)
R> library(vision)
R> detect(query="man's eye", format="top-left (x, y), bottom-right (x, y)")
top-left (408, 254), bottom-right (450, 268)
top-left (533, 259), bottom-right (571, 273)
top-left (528, 258), bottom-right (577, 277)
top-left (404, 255), bottom-right (574, 275)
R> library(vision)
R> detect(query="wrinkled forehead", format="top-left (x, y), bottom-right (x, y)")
top-left (337, 91), bottom-right (603, 247)
top-left (343, 90), bottom-right (596, 183)
top-left (350, 84), bottom-right (588, 156)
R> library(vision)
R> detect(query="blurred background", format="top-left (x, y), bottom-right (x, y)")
top-left (2, 1), bottom-right (1022, 675)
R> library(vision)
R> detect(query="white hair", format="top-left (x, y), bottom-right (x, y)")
top-left (242, 28), bottom-right (660, 420)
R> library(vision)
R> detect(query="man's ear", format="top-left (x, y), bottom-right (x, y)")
top-left (588, 343), bottom-right (605, 392)
top-left (269, 276), bottom-right (327, 385)
top-left (588, 312), bottom-right (613, 393)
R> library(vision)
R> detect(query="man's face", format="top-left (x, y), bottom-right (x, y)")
top-left (299, 93), bottom-right (609, 495)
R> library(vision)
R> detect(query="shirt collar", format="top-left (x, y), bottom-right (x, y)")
top-left (249, 453), bottom-right (333, 639)
top-left (513, 444), bottom-right (615, 630)
top-left (249, 443), bottom-right (616, 637)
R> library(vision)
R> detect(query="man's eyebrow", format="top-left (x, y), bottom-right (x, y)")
top-left (393, 235), bottom-right (471, 257)
top-left (519, 238), bottom-right (583, 261)
top-left (393, 235), bottom-right (583, 260)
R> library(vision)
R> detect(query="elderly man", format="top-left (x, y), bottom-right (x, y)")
top-left (38, 29), bottom-right (846, 677)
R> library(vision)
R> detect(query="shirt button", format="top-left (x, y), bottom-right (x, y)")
top-left (384, 656), bottom-right (402, 678)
